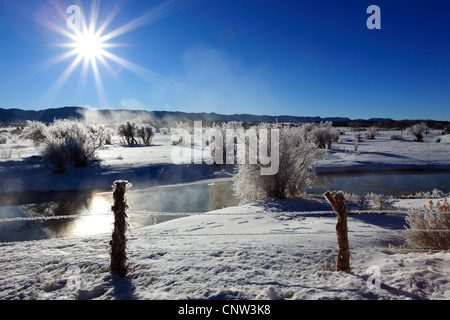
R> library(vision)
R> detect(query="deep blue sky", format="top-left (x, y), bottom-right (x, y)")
top-left (0, 0), bottom-right (449, 120)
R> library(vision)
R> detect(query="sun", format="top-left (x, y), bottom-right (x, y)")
top-left (74, 30), bottom-right (105, 61)
top-left (40, 0), bottom-right (196, 108)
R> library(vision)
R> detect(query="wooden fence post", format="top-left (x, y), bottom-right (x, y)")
top-left (324, 191), bottom-right (350, 272)
top-left (110, 180), bottom-right (131, 277)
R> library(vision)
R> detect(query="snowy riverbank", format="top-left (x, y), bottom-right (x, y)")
top-left (316, 129), bottom-right (450, 173)
top-left (0, 197), bottom-right (449, 300)
top-left (0, 129), bottom-right (449, 194)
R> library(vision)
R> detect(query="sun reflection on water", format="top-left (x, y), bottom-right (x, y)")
top-left (70, 195), bottom-right (113, 237)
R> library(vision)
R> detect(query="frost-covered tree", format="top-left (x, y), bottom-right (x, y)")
top-left (233, 125), bottom-right (325, 204)
top-left (137, 124), bottom-right (155, 145)
top-left (407, 122), bottom-right (428, 142)
top-left (118, 121), bottom-right (138, 145)
top-left (117, 121), bottom-right (156, 145)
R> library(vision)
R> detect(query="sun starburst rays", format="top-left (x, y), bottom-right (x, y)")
top-left (40, 0), bottom-right (207, 109)
top-left (40, 2), bottom-right (134, 107)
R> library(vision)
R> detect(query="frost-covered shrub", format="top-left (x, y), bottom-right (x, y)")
top-left (1, 148), bottom-right (12, 159)
top-left (86, 124), bottom-right (106, 152)
top-left (357, 193), bottom-right (370, 210)
top-left (41, 138), bottom-right (67, 173)
top-left (233, 126), bottom-right (325, 204)
top-left (20, 120), bottom-right (48, 147)
top-left (171, 135), bottom-right (184, 145)
top-left (160, 127), bottom-right (170, 135)
top-left (170, 122), bottom-right (193, 145)
top-left (299, 122), bottom-right (314, 142)
top-left (431, 188), bottom-right (446, 198)
top-left (10, 127), bottom-right (22, 136)
top-left (407, 122), bottom-right (428, 142)
top-left (353, 138), bottom-right (359, 152)
top-left (22, 120), bottom-right (104, 172)
top-left (9, 134), bottom-right (18, 144)
top-left (172, 122), bottom-right (192, 136)
top-left (372, 194), bottom-right (396, 212)
top-left (0, 134), bottom-right (7, 144)
top-left (403, 198), bottom-right (450, 250)
top-left (309, 121), bottom-right (340, 149)
top-left (365, 127), bottom-right (377, 140)
top-left (104, 127), bottom-right (116, 145)
top-left (412, 189), bottom-right (447, 199)
top-left (45, 120), bottom-right (103, 169)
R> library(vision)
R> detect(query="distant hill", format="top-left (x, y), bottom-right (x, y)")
top-left (0, 106), bottom-right (390, 124)
top-left (0, 107), bottom-right (83, 123)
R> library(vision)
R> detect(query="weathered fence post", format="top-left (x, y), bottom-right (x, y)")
top-left (110, 180), bottom-right (131, 277)
top-left (324, 190), bottom-right (350, 272)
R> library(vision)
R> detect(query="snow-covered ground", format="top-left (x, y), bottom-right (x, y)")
top-left (316, 128), bottom-right (450, 173)
top-left (0, 127), bottom-right (449, 300)
top-left (0, 133), bottom-right (231, 193)
top-left (1, 197), bottom-right (449, 300)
